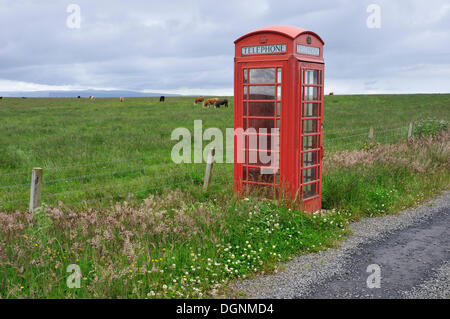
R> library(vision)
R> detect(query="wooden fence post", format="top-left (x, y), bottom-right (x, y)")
top-left (203, 148), bottom-right (215, 191)
top-left (408, 121), bottom-right (413, 139)
top-left (29, 167), bottom-right (43, 213)
top-left (368, 126), bottom-right (374, 140)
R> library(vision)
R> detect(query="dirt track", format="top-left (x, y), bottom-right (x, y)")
top-left (232, 191), bottom-right (450, 299)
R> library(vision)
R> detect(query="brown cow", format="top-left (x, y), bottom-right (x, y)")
top-left (120, 97), bottom-right (125, 102)
top-left (329, 92), bottom-right (334, 96)
top-left (203, 98), bottom-right (219, 108)
top-left (194, 96), bottom-right (204, 105)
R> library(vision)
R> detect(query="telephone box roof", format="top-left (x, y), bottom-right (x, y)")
top-left (234, 25), bottom-right (324, 44)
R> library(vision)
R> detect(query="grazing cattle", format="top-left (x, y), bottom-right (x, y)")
top-left (214, 99), bottom-right (228, 108)
top-left (329, 92), bottom-right (334, 96)
top-left (160, 96), bottom-right (165, 102)
top-left (0, 96), bottom-right (3, 100)
top-left (77, 96), bottom-right (81, 99)
top-left (203, 98), bottom-right (219, 108)
top-left (89, 95), bottom-right (95, 100)
top-left (120, 97), bottom-right (125, 102)
top-left (194, 96), bottom-right (204, 105)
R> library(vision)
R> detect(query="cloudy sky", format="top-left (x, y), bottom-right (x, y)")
top-left (0, 0), bottom-right (449, 95)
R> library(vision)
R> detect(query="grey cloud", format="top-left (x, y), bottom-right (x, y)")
top-left (0, 0), bottom-right (449, 94)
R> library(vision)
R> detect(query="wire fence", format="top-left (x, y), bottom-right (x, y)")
top-left (0, 161), bottom-right (233, 211)
top-left (0, 120), bottom-right (441, 211)
top-left (324, 124), bottom-right (411, 150)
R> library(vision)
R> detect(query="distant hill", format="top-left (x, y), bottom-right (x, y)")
top-left (0, 90), bottom-right (181, 98)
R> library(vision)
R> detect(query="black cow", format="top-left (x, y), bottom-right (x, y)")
top-left (77, 96), bottom-right (81, 99)
top-left (0, 96), bottom-right (3, 100)
top-left (160, 96), bottom-right (165, 102)
top-left (214, 99), bottom-right (228, 108)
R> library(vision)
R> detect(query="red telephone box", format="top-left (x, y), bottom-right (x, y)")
top-left (234, 25), bottom-right (325, 213)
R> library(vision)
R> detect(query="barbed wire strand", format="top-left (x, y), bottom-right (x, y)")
top-left (0, 122), bottom-right (440, 191)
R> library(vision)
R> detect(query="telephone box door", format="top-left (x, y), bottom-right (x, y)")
top-left (235, 62), bottom-right (286, 197)
top-left (299, 63), bottom-right (324, 211)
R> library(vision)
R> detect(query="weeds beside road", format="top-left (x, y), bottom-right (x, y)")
top-left (232, 190), bottom-right (450, 299)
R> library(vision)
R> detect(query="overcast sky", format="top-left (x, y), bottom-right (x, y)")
top-left (0, 0), bottom-right (449, 95)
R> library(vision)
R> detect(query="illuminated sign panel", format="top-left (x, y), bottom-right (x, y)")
top-left (297, 44), bottom-right (320, 56)
top-left (242, 44), bottom-right (287, 55)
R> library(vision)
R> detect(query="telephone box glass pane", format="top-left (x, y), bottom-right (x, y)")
top-left (247, 150), bottom-right (275, 166)
top-left (272, 152), bottom-right (279, 170)
top-left (277, 102), bottom-right (281, 116)
top-left (249, 68), bottom-right (275, 83)
top-left (303, 151), bottom-right (318, 167)
top-left (275, 129), bottom-right (280, 151)
top-left (303, 183), bottom-right (318, 198)
top-left (247, 118), bottom-right (275, 131)
top-left (277, 68), bottom-right (282, 83)
top-left (247, 167), bottom-right (274, 183)
top-left (247, 183), bottom-right (274, 198)
top-left (303, 167), bottom-right (318, 182)
top-left (243, 86), bottom-right (247, 100)
top-left (243, 102), bottom-right (247, 116)
top-left (248, 102), bottom-right (275, 117)
top-left (260, 166), bottom-right (277, 175)
top-left (304, 87), bottom-right (318, 101)
top-left (303, 103), bottom-right (318, 117)
top-left (303, 119), bottom-right (319, 133)
top-left (304, 70), bottom-right (318, 84)
top-left (244, 69), bottom-right (248, 83)
top-left (303, 135), bottom-right (318, 150)
top-left (277, 85), bottom-right (281, 99)
top-left (245, 132), bottom-right (276, 151)
top-left (249, 86), bottom-right (275, 100)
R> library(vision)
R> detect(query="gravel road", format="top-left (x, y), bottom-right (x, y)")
top-left (231, 190), bottom-right (450, 299)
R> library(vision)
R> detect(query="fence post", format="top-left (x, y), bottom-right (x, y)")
top-left (203, 147), bottom-right (215, 191)
top-left (368, 126), bottom-right (374, 140)
top-left (29, 167), bottom-right (43, 213)
top-left (408, 121), bottom-right (413, 139)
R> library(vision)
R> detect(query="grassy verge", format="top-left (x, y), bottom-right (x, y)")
top-left (323, 131), bottom-right (450, 217)
top-left (1, 131), bottom-right (448, 298)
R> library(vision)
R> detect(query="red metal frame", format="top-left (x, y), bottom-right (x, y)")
top-left (234, 26), bottom-right (325, 213)
top-left (298, 63), bottom-right (324, 212)
top-left (236, 62), bottom-right (285, 198)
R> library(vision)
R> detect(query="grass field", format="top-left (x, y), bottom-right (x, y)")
top-left (0, 94), bottom-right (449, 298)
top-left (1, 94), bottom-right (449, 211)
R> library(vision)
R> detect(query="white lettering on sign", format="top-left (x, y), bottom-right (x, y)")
top-left (242, 44), bottom-right (287, 55)
top-left (297, 44), bottom-right (320, 56)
